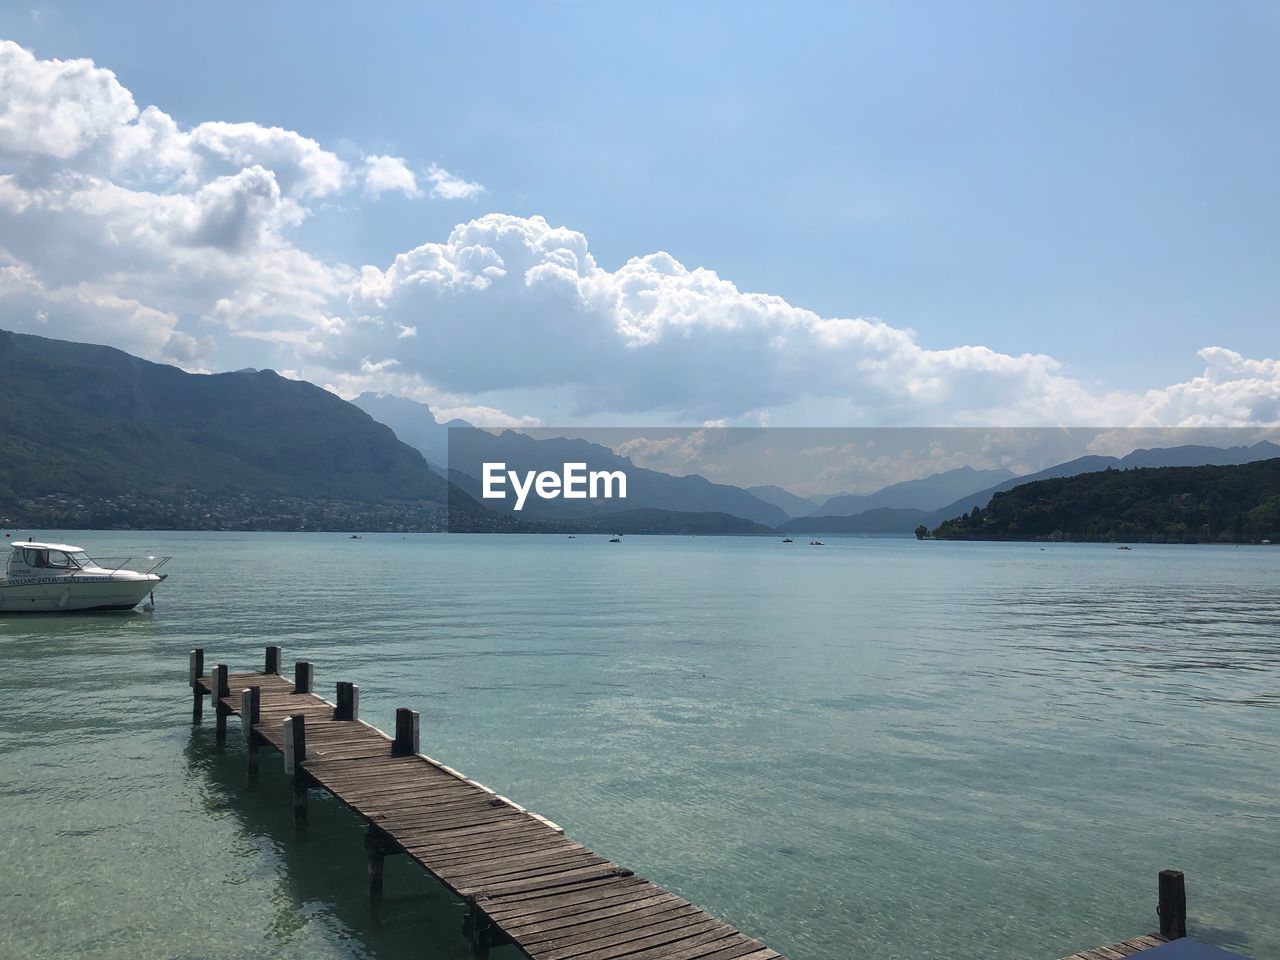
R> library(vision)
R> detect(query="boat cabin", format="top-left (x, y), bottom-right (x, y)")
top-left (5, 541), bottom-right (93, 578)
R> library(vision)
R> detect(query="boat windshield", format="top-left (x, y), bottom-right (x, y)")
top-left (44, 550), bottom-right (87, 569)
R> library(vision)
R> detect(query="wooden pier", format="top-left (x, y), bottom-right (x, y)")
top-left (191, 646), bottom-right (785, 960)
top-left (1055, 869), bottom-right (1191, 960)
top-left (1056, 934), bottom-right (1169, 960)
top-left (190, 647), bottom-right (1202, 960)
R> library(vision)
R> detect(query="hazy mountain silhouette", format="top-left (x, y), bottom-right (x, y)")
top-left (447, 428), bottom-right (789, 526)
top-left (814, 465), bottom-right (1016, 515)
top-left (746, 484), bottom-right (821, 518)
top-left (355, 394), bottom-right (790, 526)
top-left (351, 392), bottom-right (472, 470)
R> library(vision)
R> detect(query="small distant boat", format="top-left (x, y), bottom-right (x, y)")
top-left (1, 540), bottom-right (169, 612)
top-left (810, 540), bottom-right (823, 546)
top-left (609, 535), bottom-right (622, 543)
top-left (349, 534), bottom-right (363, 540)
top-left (1117, 545), bottom-right (1132, 550)
top-left (568, 535), bottom-right (576, 539)
top-left (782, 537), bottom-right (794, 543)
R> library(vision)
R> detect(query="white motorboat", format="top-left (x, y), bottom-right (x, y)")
top-left (0, 540), bottom-right (170, 612)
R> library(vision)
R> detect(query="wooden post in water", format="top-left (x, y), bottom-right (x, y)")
top-left (189, 648), bottom-right (204, 723)
top-left (392, 708), bottom-right (419, 756)
top-left (283, 714), bottom-right (308, 821)
top-left (213, 664), bottom-right (229, 744)
top-left (242, 686), bottom-right (262, 784)
top-left (1158, 869), bottom-right (1187, 940)
top-left (265, 645), bottom-right (281, 675)
top-left (366, 827), bottom-right (385, 901)
top-left (294, 661), bottom-right (313, 695)
top-left (335, 682), bottom-right (359, 721)
top-left (467, 902), bottom-right (492, 960)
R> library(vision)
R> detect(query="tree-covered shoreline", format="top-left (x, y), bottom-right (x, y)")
top-left (932, 459), bottom-right (1280, 544)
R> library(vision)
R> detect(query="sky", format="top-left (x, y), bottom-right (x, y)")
top-left (1, 2), bottom-right (1278, 429)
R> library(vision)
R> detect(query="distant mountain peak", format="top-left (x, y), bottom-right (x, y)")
top-left (813, 465), bottom-right (1017, 516)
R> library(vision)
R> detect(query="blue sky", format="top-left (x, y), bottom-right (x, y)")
top-left (0, 2), bottom-right (1277, 427)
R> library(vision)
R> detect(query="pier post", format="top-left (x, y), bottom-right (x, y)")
top-left (466, 902), bottom-right (492, 960)
top-left (189, 648), bottom-right (204, 723)
top-left (335, 682), bottom-right (359, 721)
top-left (283, 714), bottom-right (308, 821)
top-left (213, 664), bottom-right (229, 744)
top-left (294, 661), bottom-right (313, 695)
top-left (392, 708), bottom-right (419, 756)
top-left (366, 827), bottom-right (385, 900)
top-left (265, 645), bottom-right (281, 675)
top-left (1158, 869), bottom-right (1187, 940)
top-left (242, 686), bottom-right (262, 784)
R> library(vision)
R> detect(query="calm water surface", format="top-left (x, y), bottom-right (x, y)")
top-left (1, 533), bottom-right (1277, 960)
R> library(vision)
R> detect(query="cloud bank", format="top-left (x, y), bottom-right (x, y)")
top-left (339, 214), bottom-right (1280, 426)
top-left (0, 40), bottom-right (480, 366)
top-left (1, 40), bottom-right (1277, 427)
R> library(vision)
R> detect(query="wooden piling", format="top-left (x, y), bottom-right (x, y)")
top-left (468, 904), bottom-right (492, 960)
top-left (242, 685), bottom-right (262, 784)
top-left (1158, 869), bottom-right (1187, 940)
top-left (335, 681), bottom-right (359, 721)
top-left (265, 645), bottom-right (281, 675)
top-left (293, 774), bottom-right (309, 820)
top-left (189, 648), bottom-right (204, 723)
top-left (366, 827), bottom-right (385, 898)
top-left (282, 717), bottom-right (296, 774)
top-left (213, 663), bottom-right (229, 743)
top-left (283, 713), bottom-right (308, 820)
top-left (242, 686), bottom-right (261, 740)
top-left (392, 707), bottom-right (419, 756)
top-left (294, 661), bottom-right (313, 695)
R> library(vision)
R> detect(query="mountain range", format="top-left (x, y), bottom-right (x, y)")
top-left (349, 388), bottom-right (1280, 532)
top-left (0, 329), bottom-right (481, 531)
top-left (446, 427), bottom-right (790, 526)
top-left (783, 442), bottom-right (1280, 534)
top-left (810, 466), bottom-right (1016, 515)
top-left (6, 328), bottom-right (1279, 536)
top-left (355, 392), bottom-right (794, 526)
top-left (745, 484), bottom-right (823, 517)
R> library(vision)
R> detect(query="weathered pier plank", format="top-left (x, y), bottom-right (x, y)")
top-left (192, 649), bottom-right (784, 960)
top-left (1057, 935), bottom-right (1168, 960)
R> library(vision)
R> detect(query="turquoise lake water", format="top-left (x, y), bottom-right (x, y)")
top-left (1, 532), bottom-right (1277, 960)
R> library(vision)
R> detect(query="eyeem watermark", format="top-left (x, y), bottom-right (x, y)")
top-left (482, 462), bottom-right (627, 511)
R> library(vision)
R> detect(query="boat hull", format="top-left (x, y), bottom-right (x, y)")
top-left (0, 574), bottom-right (162, 613)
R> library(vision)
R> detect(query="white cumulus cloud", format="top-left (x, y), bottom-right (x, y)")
top-left (425, 163), bottom-right (485, 200)
top-left (0, 41), bottom-right (479, 368)
top-left (363, 154), bottom-right (420, 199)
top-left (0, 40), bottom-right (138, 157)
top-left (330, 212), bottom-right (1280, 427)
